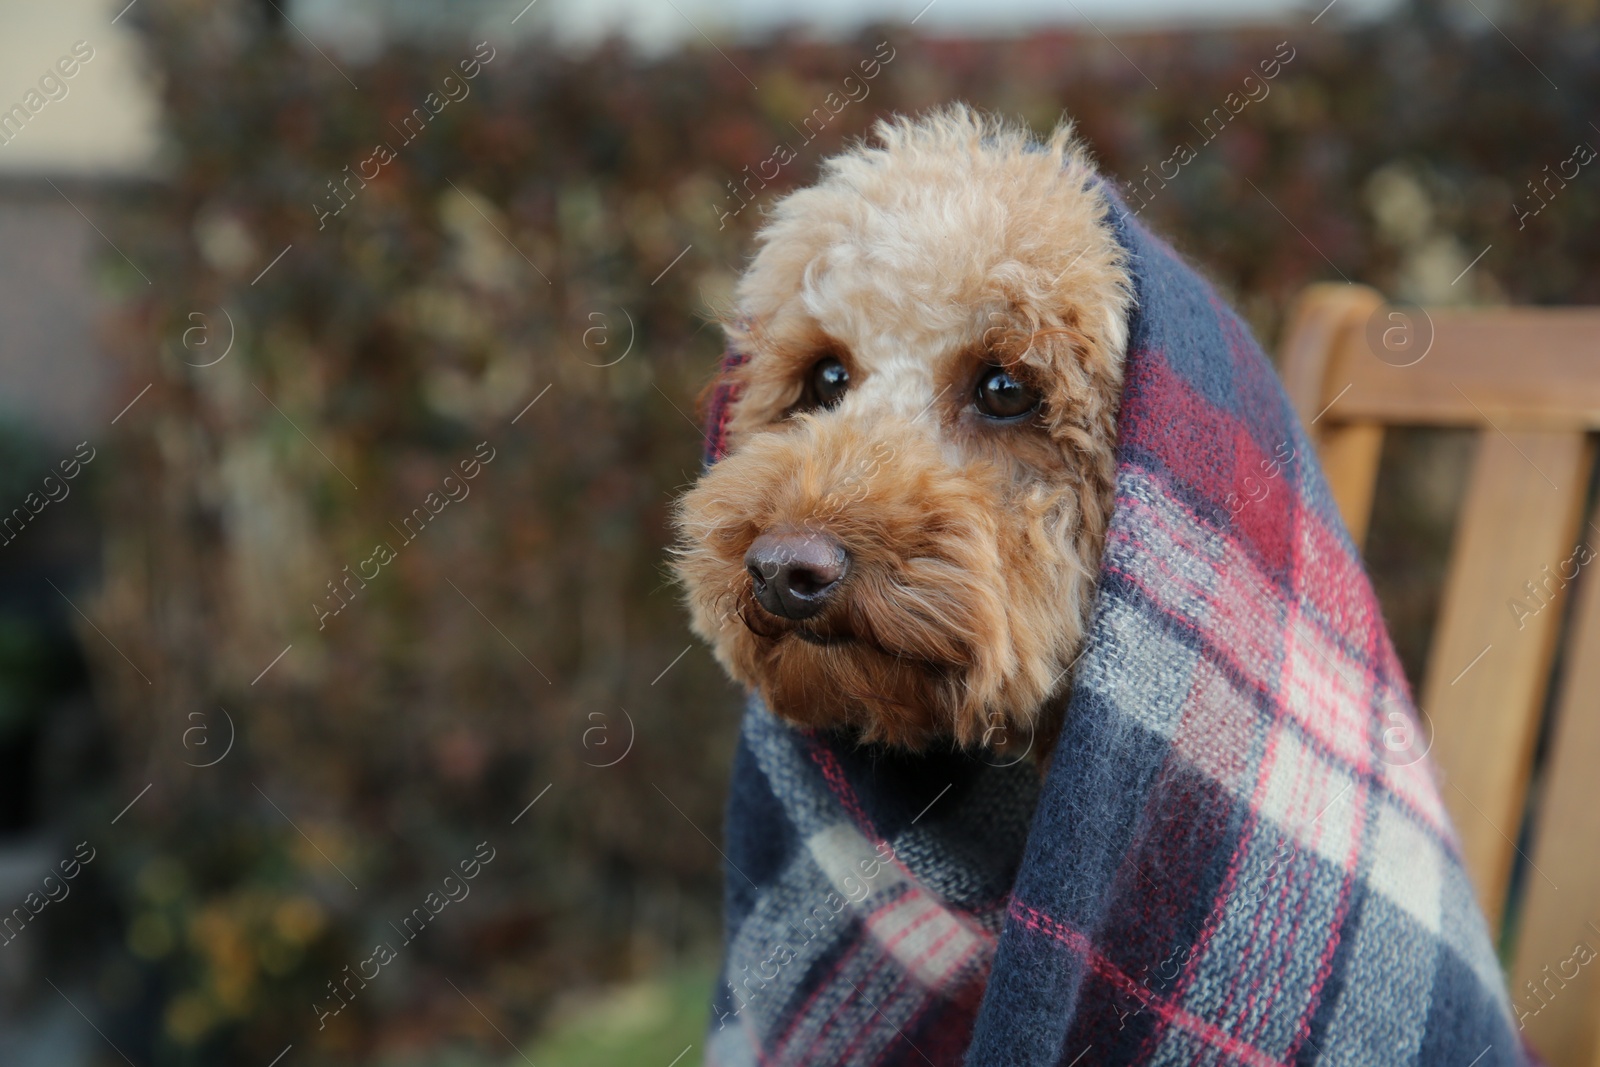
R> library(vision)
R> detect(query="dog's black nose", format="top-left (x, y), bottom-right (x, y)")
top-left (744, 531), bottom-right (849, 620)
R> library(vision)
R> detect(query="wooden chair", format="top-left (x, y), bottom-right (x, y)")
top-left (1278, 284), bottom-right (1600, 1066)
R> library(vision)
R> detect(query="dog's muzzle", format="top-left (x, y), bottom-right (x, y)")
top-left (744, 530), bottom-right (850, 620)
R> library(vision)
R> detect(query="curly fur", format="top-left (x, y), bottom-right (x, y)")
top-left (674, 106), bottom-right (1133, 753)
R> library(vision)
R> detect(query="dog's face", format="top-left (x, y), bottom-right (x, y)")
top-left (674, 110), bottom-right (1132, 749)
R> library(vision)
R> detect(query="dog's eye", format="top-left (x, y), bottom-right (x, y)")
top-left (974, 365), bottom-right (1039, 420)
top-left (805, 355), bottom-right (850, 411)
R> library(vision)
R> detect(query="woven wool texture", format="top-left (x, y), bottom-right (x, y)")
top-left (701, 187), bottom-right (1525, 1067)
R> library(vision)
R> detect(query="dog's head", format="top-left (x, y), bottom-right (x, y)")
top-left (673, 108), bottom-right (1133, 749)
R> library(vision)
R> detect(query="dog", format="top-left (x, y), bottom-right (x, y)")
top-left (674, 107), bottom-right (1133, 758)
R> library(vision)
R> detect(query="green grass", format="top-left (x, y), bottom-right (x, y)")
top-left (517, 963), bottom-right (716, 1067)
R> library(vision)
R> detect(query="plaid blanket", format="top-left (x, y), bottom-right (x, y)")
top-left (702, 190), bottom-right (1525, 1066)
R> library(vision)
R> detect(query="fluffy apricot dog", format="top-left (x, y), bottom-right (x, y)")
top-left (674, 107), bottom-right (1133, 756)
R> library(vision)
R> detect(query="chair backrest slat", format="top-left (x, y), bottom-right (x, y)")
top-left (1415, 429), bottom-right (1591, 927)
top-left (1324, 307), bottom-right (1600, 429)
top-left (1276, 283), bottom-right (1388, 548)
top-left (1313, 423), bottom-right (1385, 549)
top-left (1509, 508), bottom-right (1600, 1061)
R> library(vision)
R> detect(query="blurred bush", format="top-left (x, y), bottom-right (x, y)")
top-left (35, 0), bottom-right (1600, 1061)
